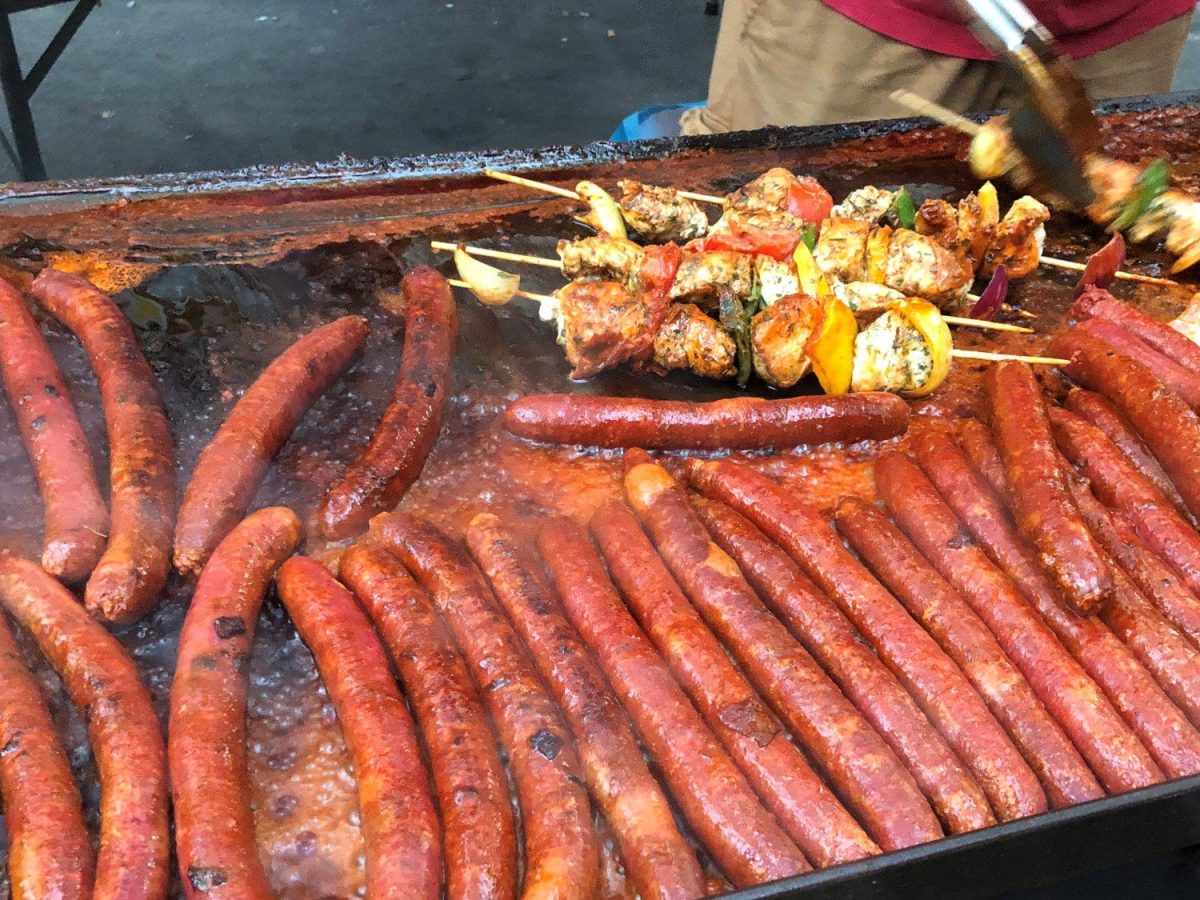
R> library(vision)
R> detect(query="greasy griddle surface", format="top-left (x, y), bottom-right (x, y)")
top-left (0, 103), bottom-right (1197, 897)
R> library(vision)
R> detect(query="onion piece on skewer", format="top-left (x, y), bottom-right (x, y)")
top-left (453, 245), bottom-right (522, 307)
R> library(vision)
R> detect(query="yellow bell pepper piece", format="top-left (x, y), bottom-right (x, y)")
top-left (892, 298), bottom-right (953, 397)
top-left (575, 181), bottom-right (628, 239)
top-left (978, 181), bottom-right (1000, 228)
top-left (865, 225), bottom-right (891, 285)
top-left (804, 296), bottom-right (858, 395)
top-left (793, 242), bottom-right (830, 298)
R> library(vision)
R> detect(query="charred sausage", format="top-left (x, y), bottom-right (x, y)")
top-left (985, 360), bottom-right (1113, 616)
top-left (339, 541), bottom-right (516, 900)
top-left (835, 496), bottom-right (1084, 812)
top-left (464, 515), bottom-right (707, 899)
top-left (169, 506), bottom-right (302, 900)
top-left (277, 556), bottom-right (441, 900)
top-left (0, 608), bottom-right (93, 899)
top-left (174, 316), bottom-right (368, 575)
top-left (1073, 286), bottom-right (1200, 377)
top-left (30, 268), bottom-right (175, 623)
top-left (907, 431), bottom-right (1170, 790)
top-left (598, 486), bottom-right (887, 860)
top-left (1075, 316), bottom-right (1200, 408)
top-left (541, 512), bottom-right (810, 887)
top-left (0, 276), bottom-right (106, 583)
top-left (503, 391), bottom-right (909, 451)
top-left (369, 513), bottom-right (598, 900)
top-left (0, 554), bottom-right (169, 898)
top-left (1046, 326), bottom-right (1200, 520)
top-left (319, 267), bottom-right (457, 539)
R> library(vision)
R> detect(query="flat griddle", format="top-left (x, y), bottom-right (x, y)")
top-left (0, 93), bottom-right (1199, 898)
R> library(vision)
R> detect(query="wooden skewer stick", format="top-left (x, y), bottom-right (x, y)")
top-left (942, 316), bottom-right (1033, 334)
top-left (448, 278), bottom-right (557, 305)
top-left (675, 189), bottom-right (727, 206)
top-left (430, 240), bottom-right (562, 270)
top-left (1036, 255), bottom-right (1179, 287)
top-left (484, 168), bottom-right (580, 200)
top-left (889, 90), bottom-right (981, 135)
top-left (952, 349), bottom-right (1069, 366)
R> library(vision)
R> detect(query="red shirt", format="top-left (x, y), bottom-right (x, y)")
top-left (822, 0), bottom-right (1196, 59)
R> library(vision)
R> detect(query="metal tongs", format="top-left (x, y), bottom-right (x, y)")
top-left (955, 0), bottom-right (1103, 206)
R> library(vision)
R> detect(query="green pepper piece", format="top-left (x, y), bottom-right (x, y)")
top-left (889, 187), bottom-right (917, 231)
top-left (801, 223), bottom-right (818, 251)
top-left (1111, 159), bottom-right (1170, 233)
top-left (719, 289), bottom-right (754, 388)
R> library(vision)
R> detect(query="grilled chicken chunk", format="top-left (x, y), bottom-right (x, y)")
top-left (884, 228), bottom-right (973, 306)
top-left (618, 180), bottom-right (710, 242)
top-left (850, 309), bottom-right (934, 393)
top-left (831, 280), bottom-right (905, 315)
top-left (915, 199), bottom-right (960, 250)
top-left (831, 186), bottom-right (895, 224)
top-left (653, 303), bottom-right (737, 380)
top-left (558, 235), bottom-right (646, 283)
top-left (667, 250), bottom-right (753, 306)
top-left (956, 191), bottom-right (998, 269)
top-left (981, 196), bottom-right (1049, 278)
top-left (755, 254), bottom-right (800, 306)
top-left (750, 293), bottom-right (821, 388)
top-left (557, 280), bottom-right (654, 378)
top-left (727, 167), bottom-right (799, 213)
top-left (814, 217), bottom-right (871, 283)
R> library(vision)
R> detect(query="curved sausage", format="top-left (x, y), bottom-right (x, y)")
top-left (622, 453), bottom-right (946, 849)
top-left (1046, 326), bottom-right (1200, 520)
top-left (985, 360), bottom-right (1112, 616)
top-left (465, 515), bottom-right (706, 899)
top-left (175, 316), bottom-right (368, 575)
top-left (369, 513), bottom-right (598, 900)
top-left (1073, 286), bottom-right (1200, 376)
top-left (600, 483), bottom-right (887, 860)
top-left (835, 495), bottom-right (1086, 812)
top-left (30, 267), bottom-right (175, 623)
top-left (0, 554), bottom-right (169, 899)
top-left (169, 506), bottom-right (302, 900)
top-left (319, 267), bottom-right (457, 539)
top-left (1075, 316), bottom-right (1200, 408)
top-left (339, 541), bottom-right (516, 900)
top-left (956, 419), bottom-right (1006, 493)
top-left (0, 276), bottom-right (106, 583)
top-left (277, 556), bottom-right (441, 900)
top-left (1049, 405), bottom-right (1200, 602)
top-left (541, 512), bottom-right (810, 888)
top-left (1064, 388), bottom-right (1191, 521)
top-left (503, 391), bottom-right (909, 450)
top-left (0, 608), bottom-right (93, 899)
top-left (906, 431), bottom-right (1168, 790)
top-left (684, 458), bottom-right (1015, 825)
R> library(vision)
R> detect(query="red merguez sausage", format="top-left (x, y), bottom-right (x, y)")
top-left (1048, 405), bottom-right (1200, 601)
top-left (1064, 479), bottom-right (1200, 729)
top-left (1073, 286), bottom-right (1200, 377)
top-left (606, 475), bottom-right (890, 859)
top-left (0, 607), bottom-right (93, 899)
top-left (175, 316), bottom-right (368, 575)
top-left (30, 268), bottom-right (175, 623)
top-left (466, 515), bottom-right (706, 900)
top-left (695, 495), bottom-right (1087, 817)
top-left (1064, 388), bottom-right (1191, 521)
top-left (369, 513), bottom-right (598, 900)
top-left (957, 419), bottom-right (1006, 493)
top-left (1074, 316), bottom-right (1200, 409)
top-left (985, 360), bottom-right (1113, 616)
top-left (544, 512), bottom-right (810, 887)
top-left (835, 496), bottom-right (1086, 812)
top-left (338, 542), bottom-right (517, 900)
top-left (320, 267), bottom-right (457, 539)
top-left (169, 507), bottom-right (302, 900)
top-left (1046, 326), bottom-right (1200, 521)
top-left (907, 431), bottom-right (1168, 789)
top-left (0, 277), bottom-right (106, 583)
top-left (0, 554), bottom-right (169, 898)
top-left (277, 556), bottom-right (441, 900)
top-left (622, 454), bottom-right (948, 848)
top-left (685, 459), bottom-right (1017, 823)
top-left (503, 391), bottom-right (909, 451)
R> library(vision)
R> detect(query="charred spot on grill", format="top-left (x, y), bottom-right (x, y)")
top-left (422, 379), bottom-right (438, 398)
top-left (29, 414), bottom-right (46, 431)
top-left (213, 615), bottom-right (247, 639)
top-left (947, 528), bottom-right (974, 549)
top-left (188, 867), bottom-right (229, 891)
top-left (191, 655), bottom-right (219, 671)
top-left (528, 729), bottom-right (563, 759)
top-left (486, 675), bottom-right (512, 692)
top-left (43, 383), bottom-right (59, 396)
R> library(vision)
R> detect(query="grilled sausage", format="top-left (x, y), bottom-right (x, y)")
top-left (1049, 405), bottom-right (1200, 601)
top-left (985, 360), bottom-right (1113, 616)
top-left (339, 541), bottom-right (516, 900)
top-left (835, 495), bottom-right (1085, 811)
top-left (0, 554), bottom-right (169, 898)
top-left (542, 512), bottom-right (810, 888)
top-left (1065, 480), bottom-right (1200, 729)
top-left (0, 608), bottom-right (93, 899)
top-left (277, 556), bottom-right (441, 900)
top-left (0, 276), bottom-right (106, 583)
top-left (685, 458), bottom-right (1017, 827)
top-left (1075, 316), bottom-right (1200, 408)
top-left (1064, 388), bottom-right (1191, 522)
top-left (174, 316), bottom-right (368, 575)
top-left (1073, 286), bottom-right (1200, 377)
top-left (370, 513), bottom-right (598, 900)
top-left (1046, 326), bottom-right (1200, 520)
top-left (169, 506), bottom-right (302, 900)
top-left (30, 268), bottom-right (175, 623)
top-left (957, 418), bottom-right (1007, 493)
top-left (600, 483), bottom-right (885, 861)
top-left (503, 391), bottom-right (909, 451)
top-left (320, 267), bottom-right (457, 539)
top-left (465, 516), bottom-right (706, 899)
top-left (906, 431), bottom-right (1165, 791)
